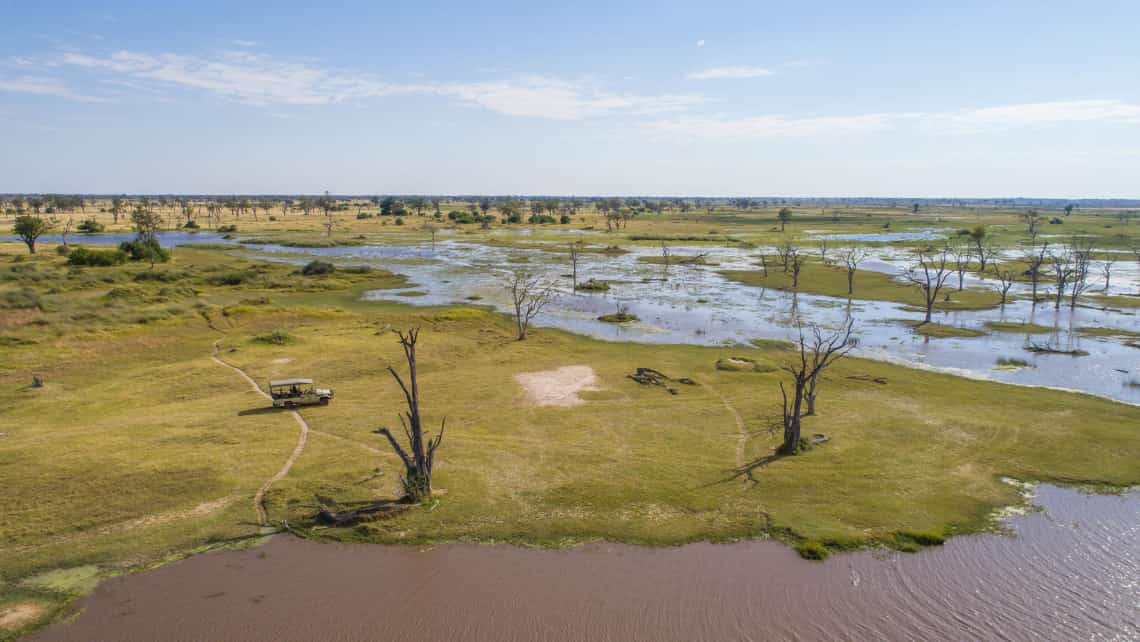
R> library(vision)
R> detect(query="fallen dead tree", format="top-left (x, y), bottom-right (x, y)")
top-left (627, 367), bottom-right (696, 395)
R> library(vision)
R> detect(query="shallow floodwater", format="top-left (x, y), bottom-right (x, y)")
top-left (33, 485), bottom-right (1140, 641)
top-left (245, 237), bottom-right (1139, 403)
top-left (10, 231), bottom-right (1139, 402)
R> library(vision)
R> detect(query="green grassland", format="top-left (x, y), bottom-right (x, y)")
top-left (1, 212), bottom-right (1138, 637)
top-left (720, 255), bottom-right (1004, 311)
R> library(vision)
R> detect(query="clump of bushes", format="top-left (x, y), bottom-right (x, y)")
top-left (560, 214), bottom-right (571, 224)
top-left (68, 247), bottom-right (128, 266)
top-left (528, 214), bottom-right (556, 224)
top-left (301, 260), bottom-right (336, 276)
top-left (217, 224), bottom-right (238, 233)
top-left (208, 271), bottom-right (257, 286)
top-left (995, 357), bottom-right (1030, 367)
top-left (575, 278), bottom-right (610, 292)
top-left (182, 220), bottom-right (200, 229)
top-left (794, 541), bottom-right (830, 560)
top-left (394, 216), bottom-right (405, 226)
top-left (133, 270), bottom-right (188, 282)
top-left (77, 219), bottom-right (105, 233)
top-left (118, 239), bottom-right (170, 264)
top-left (252, 329), bottom-right (295, 345)
top-left (598, 304), bottom-right (638, 323)
top-left (356, 212), bottom-right (374, 219)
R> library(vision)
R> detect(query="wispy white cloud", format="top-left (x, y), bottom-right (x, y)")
top-left (440, 76), bottom-right (703, 120)
top-left (696, 40), bottom-right (706, 48)
top-left (232, 40), bottom-right (257, 47)
top-left (687, 65), bottom-right (772, 80)
top-left (647, 100), bottom-right (1140, 140)
top-left (0, 75), bottom-right (108, 102)
top-left (58, 49), bottom-right (704, 119)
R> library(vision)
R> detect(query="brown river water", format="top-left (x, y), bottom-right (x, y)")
top-left (32, 485), bottom-right (1139, 642)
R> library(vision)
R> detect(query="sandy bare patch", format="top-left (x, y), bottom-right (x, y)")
top-left (272, 358), bottom-right (292, 364)
top-left (515, 365), bottom-right (599, 407)
top-left (0, 602), bottom-right (47, 631)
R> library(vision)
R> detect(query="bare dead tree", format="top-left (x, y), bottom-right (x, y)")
top-left (1068, 240), bottom-right (1093, 308)
top-left (568, 241), bottom-right (583, 289)
top-left (991, 263), bottom-right (1017, 305)
top-left (816, 240), bottom-right (830, 263)
top-left (951, 242), bottom-right (972, 291)
top-left (788, 247), bottom-right (804, 288)
top-left (904, 244), bottom-right (953, 324)
top-left (1022, 240), bottom-right (1049, 304)
top-left (758, 253), bottom-right (769, 277)
top-left (374, 328), bottom-right (445, 502)
top-left (840, 247), bottom-right (868, 295)
top-left (1100, 254), bottom-right (1117, 293)
top-left (778, 319), bottom-right (856, 454)
top-left (507, 270), bottom-right (556, 340)
top-left (776, 240), bottom-right (794, 272)
top-left (424, 224), bottom-right (438, 249)
top-left (1048, 245), bottom-right (1075, 309)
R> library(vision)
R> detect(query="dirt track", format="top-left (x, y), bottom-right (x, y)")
top-left (211, 341), bottom-right (309, 526)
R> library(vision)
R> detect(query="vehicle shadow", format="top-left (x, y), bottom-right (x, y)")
top-left (238, 406), bottom-right (287, 416)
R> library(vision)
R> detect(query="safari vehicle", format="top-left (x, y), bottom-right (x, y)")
top-left (269, 378), bottom-right (334, 408)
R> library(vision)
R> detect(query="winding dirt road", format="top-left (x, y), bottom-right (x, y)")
top-left (211, 341), bottom-right (309, 526)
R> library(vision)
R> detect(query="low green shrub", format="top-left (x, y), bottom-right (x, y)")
top-left (301, 260), bottom-right (336, 276)
top-left (252, 329), bottom-right (295, 345)
top-left (77, 219), bottom-right (105, 233)
top-left (208, 271), bottom-right (257, 286)
top-left (794, 541), bottom-right (830, 560)
top-left (68, 247), bottom-right (128, 266)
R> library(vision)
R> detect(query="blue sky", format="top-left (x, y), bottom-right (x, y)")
top-left (2, 1), bottom-right (1139, 197)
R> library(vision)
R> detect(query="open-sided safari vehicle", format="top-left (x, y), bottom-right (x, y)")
top-left (269, 378), bottom-right (334, 408)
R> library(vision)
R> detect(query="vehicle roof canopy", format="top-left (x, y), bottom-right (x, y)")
top-left (270, 378), bottom-right (313, 387)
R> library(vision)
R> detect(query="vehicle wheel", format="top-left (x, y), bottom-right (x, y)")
top-left (319, 397), bottom-right (330, 406)
top-left (284, 401), bottom-right (294, 408)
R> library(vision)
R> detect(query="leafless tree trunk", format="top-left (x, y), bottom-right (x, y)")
top-left (777, 241), bottom-right (794, 272)
top-left (374, 328), bottom-right (445, 502)
top-left (779, 320), bottom-right (856, 454)
top-left (951, 242), bottom-right (972, 290)
top-left (991, 264), bottom-right (1016, 305)
top-left (1023, 240), bottom-right (1048, 304)
top-left (904, 244), bottom-right (953, 324)
top-left (1049, 245), bottom-right (1074, 309)
top-left (1099, 255), bottom-right (1116, 293)
top-left (569, 241), bottom-right (582, 289)
top-left (789, 247), bottom-right (804, 288)
top-left (841, 247), bottom-right (867, 295)
top-left (816, 240), bottom-right (829, 263)
top-left (1068, 240), bottom-right (1093, 308)
top-left (507, 270), bottom-right (555, 340)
